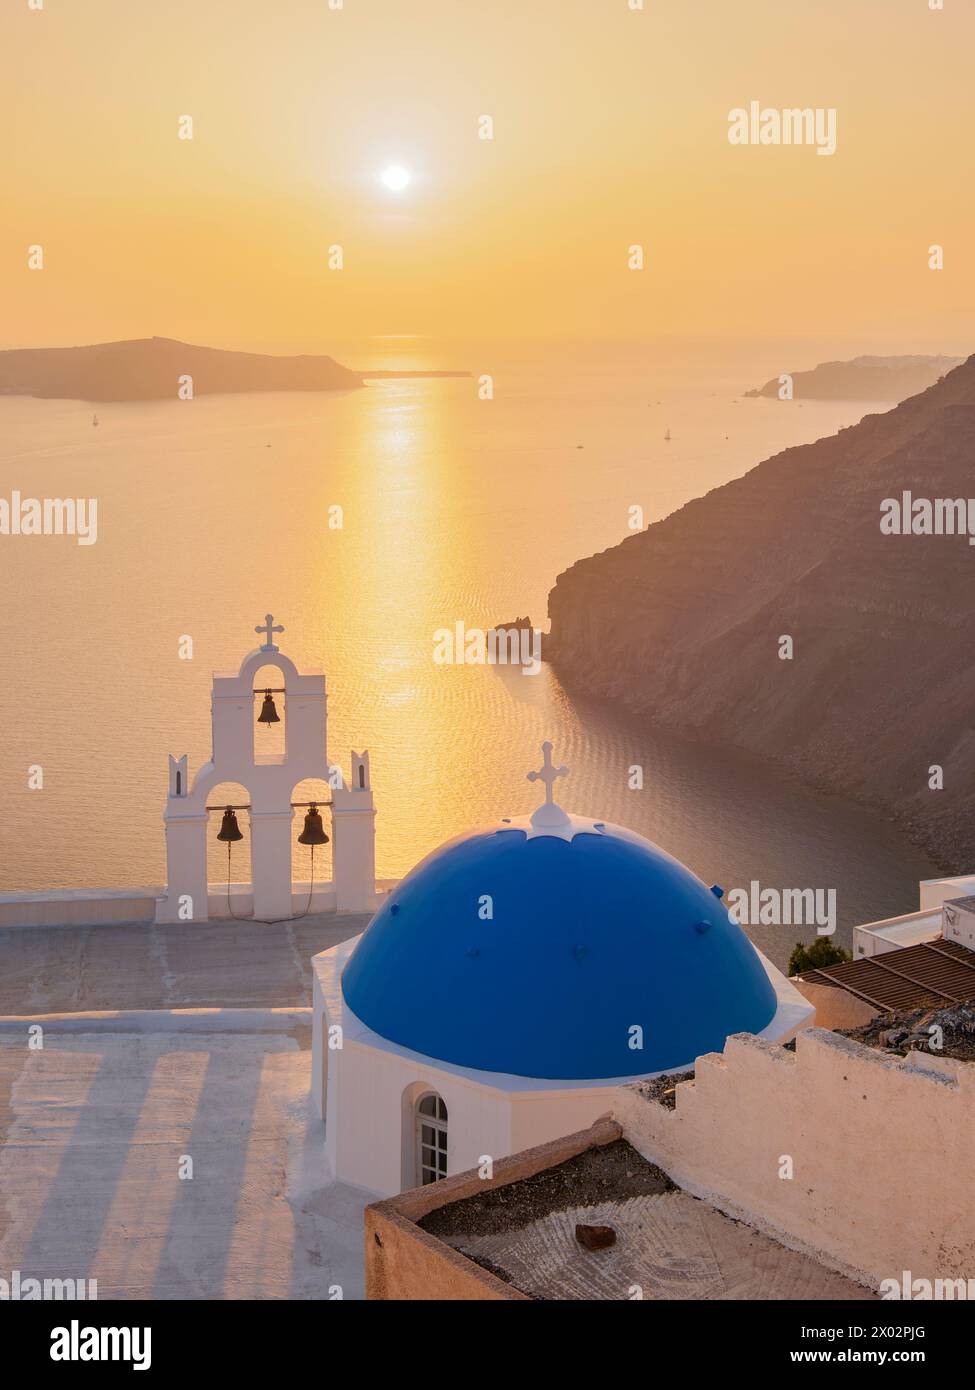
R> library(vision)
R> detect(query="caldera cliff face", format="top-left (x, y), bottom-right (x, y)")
top-left (547, 356), bottom-right (975, 871)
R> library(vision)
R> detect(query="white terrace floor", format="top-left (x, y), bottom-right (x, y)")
top-left (0, 1009), bottom-right (375, 1299)
top-left (0, 914), bottom-right (371, 1016)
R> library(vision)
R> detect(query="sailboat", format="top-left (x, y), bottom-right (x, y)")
top-left (92, 414), bottom-right (99, 427)
top-left (664, 428), bottom-right (671, 441)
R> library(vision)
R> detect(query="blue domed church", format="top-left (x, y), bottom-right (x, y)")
top-left (311, 744), bottom-right (813, 1197)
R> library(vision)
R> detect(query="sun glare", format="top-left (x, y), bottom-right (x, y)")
top-left (380, 165), bottom-right (410, 192)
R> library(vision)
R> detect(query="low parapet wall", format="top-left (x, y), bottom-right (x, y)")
top-left (0, 887), bottom-right (159, 930)
top-left (0, 881), bottom-right (340, 929)
top-left (365, 1119), bottom-right (623, 1300)
top-left (614, 1027), bottom-right (975, 1290)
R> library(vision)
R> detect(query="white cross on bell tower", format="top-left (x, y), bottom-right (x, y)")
top-left (255, 613), bottom-right (284, 652)
top-left (527, 740), bottom-right (570, 829)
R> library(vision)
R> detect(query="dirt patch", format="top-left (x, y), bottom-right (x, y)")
top-left (633, 1069), bottom-right (694, 1108)
top-left (419, 1139), bottom-right (675, 1241)
top-left (838, 1001), bottom-right (975, 1062)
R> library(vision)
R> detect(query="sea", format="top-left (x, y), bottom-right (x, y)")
top-left (0, 343), bottom-right (939, 969)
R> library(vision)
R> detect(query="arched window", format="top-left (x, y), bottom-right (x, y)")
top-left (415, 1092), bottom-right (448, 1185)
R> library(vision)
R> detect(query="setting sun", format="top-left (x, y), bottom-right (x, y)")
top-left (380, 164), bottom-right (410, 192)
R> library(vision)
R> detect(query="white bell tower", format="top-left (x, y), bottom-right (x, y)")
top-left (154, 616), bottom-right (377, 923)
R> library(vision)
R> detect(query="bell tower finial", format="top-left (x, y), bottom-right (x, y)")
top-left (256, 613), bottom-right (284, 652)
top-left (527, 741), bottom-right (570, 828)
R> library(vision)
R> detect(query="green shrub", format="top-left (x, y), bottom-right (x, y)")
top-left (788, 937), bottom-right (852, 977)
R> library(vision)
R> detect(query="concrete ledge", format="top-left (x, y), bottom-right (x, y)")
top-left (0, 1006), bottom-right (312, 1035)
top-left (0, 880), bottom-right (353, 929)
top-left (0, 887), bottom-right (160, 930)
top-left (365, 1117), bottom-right (622, 1300)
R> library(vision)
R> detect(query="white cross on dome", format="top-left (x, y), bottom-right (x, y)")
top-left (527, 741), bottom-right (570, 828)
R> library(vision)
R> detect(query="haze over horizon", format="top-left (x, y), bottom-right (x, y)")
top-left (3, 0), bottom-right (973, 362)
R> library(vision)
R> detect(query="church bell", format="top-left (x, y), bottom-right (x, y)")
top-left (298, 804), bottom-right (329, 846)
top-left (216, 807), bottom-right (244, 842)
top-left (257, 690), bottom-right (280, 725)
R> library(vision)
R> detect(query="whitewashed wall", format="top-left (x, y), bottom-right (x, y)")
top-left (614, 1028), bottom-right (975, 1289)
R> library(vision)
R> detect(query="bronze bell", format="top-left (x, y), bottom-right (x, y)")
top-left (257, 690), bottom-right (280, 725)
top-left (216, 806), bottom-right (243, 842)
top-left (298, 804), bottom-right (329, 846)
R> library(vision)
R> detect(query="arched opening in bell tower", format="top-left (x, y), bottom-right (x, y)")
top-left (252, 662), bottom-right (287, 764)
top-left (291, 776), bottom-right (334, 914)
top-left (206, 780), bottom-right (253, 918)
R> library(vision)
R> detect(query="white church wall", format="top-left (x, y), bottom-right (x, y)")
top-left (329, 1039), bottom-right (513, 1196)
top-left (509, 1089), bottom-right (616, 1157)
top-left (313, 942), bottom-right (342, 1138)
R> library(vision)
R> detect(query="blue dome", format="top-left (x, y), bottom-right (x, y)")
top-left (342, 818), bottom-right (778, 1081)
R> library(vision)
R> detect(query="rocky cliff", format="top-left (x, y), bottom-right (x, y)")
top-left (547, 355), bottom-right (975, 870)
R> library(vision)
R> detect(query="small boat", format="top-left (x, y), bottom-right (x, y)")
top-left (664, 428), bottom-right (671, 441)
top-left (92, 414), bottom-right (99, 427)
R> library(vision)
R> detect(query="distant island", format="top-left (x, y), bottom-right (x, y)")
top-left (744, 354), bottom-right (964, 401)
top-left (547, 353), bottom-right (975, 872)
top-left (0, 336), bottom-right (469, 402)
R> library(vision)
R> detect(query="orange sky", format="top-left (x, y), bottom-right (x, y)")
top-left (3, 0), bottom-right (973, 358)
